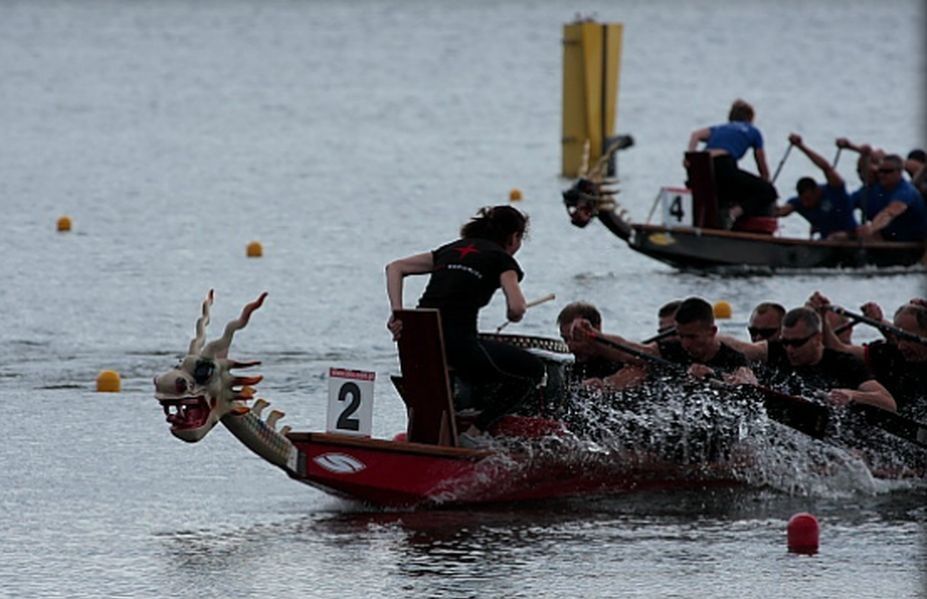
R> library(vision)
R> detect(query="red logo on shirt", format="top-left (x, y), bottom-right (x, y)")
top-left (453, 243), bottom-right (479, 258)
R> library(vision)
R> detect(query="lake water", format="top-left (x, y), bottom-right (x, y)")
top-left (1, 0), bottom-right (925, 597)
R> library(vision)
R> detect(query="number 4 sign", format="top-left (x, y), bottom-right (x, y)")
top-left (327, 368), bottom-right (376, 437)
top-left (659, 187), bottom-right (693, 227)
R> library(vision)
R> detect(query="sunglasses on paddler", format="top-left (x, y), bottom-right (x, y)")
top-left (779, 333), bottom-right (816, 348)
top-left (748, 326), bottom-right (779, 340)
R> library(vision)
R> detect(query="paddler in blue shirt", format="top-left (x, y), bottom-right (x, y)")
top-left (775, 133), bottom-right (858, 239)
top-left (687, 99), bottom-right (778, 227)
top-left (856, 154), bottom-right (927, 242)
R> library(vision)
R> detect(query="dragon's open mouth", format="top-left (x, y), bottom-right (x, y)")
top-left (159, 396), bottom-right (210, 430)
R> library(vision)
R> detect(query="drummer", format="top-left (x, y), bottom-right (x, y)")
top-left (385, 205), bottom-right (546, 448)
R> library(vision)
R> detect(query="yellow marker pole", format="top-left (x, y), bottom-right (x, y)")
top-left (561, 21), bottom-right (623, 178)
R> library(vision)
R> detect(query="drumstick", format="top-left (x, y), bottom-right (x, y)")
top-left (495, 294), bottom-right (556, 333)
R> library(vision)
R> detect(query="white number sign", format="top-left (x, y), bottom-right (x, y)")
top-left (659, 187), bottom-right (693, 227)
top-left (327, 368), bottom-right (375, 437)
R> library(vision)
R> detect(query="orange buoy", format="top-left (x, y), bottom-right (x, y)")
top-left (246, 241), bottom-right (263, 258)
top-left (787, 512), bottom-right (819, 554)
top-left (713, 300), bottom-right (732, 319)
top-left (509, 188), bottom-right (523, 202)
top-left (57, 216), bottom-right (72, 232)
top-left (96, 370), bottom-right (121, 393)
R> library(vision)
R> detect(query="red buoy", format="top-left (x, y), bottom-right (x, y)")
top-left (392, 432), bottom-right (407, 443)
top-left (787, 512), bottom-right (820, 554)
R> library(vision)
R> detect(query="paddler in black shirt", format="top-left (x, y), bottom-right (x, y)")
top-left (810, 293), bottom-right (925, 418)
top-left (574, 297), bottom-right (757, 386)
top-left (385, 205), bottom-right (545, 448)
top-left (556, 302), bottom-right (625, 384)
top-left (762, 307), bottom-right (895, 411)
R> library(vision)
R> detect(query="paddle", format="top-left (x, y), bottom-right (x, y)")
top-left (643, 327), bottom-right (676, 344)
top-left (586, 332), bottom-right (830, 439)
top-left (832, 320), bottom-right (856, 337)
top-left (771, 143), bottom-right (794, 185)
top-left (495, 293), bottom-right (556, 333)
top-left (850, 403), bottom-right (927, 449)
top-left (832, 147), bottom-right (842, 168)
top-left (826, 305), bottom-right (927, 346)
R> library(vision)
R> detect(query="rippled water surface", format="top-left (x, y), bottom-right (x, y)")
top-left (2, 0), bottom-right (925, 597)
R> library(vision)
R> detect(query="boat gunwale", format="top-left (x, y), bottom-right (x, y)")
top-left (629, 222), bottom-right (927, 250)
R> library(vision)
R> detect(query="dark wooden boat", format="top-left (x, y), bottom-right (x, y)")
top-left (563, 152), bottom-right (926, 272)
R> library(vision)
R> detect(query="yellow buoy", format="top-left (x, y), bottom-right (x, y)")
top-left (57, 216), bottom-right (72, 232)
top-left (509, 188), bottom-right (523, 202)
top-left (713, 300), bottom-right (733, 319)
top-left (246, 241), bottom-right (263, 258)
top-left (96, 370), bottom-right (121, 393)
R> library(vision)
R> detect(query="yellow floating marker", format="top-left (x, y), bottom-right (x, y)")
top-left (96, 370), bottom-right (121, 393)
top-left (509, 188), bottom-right (523, 202)
top-left (57, 216), bottom-right (72, 232)
top-left (246, 241), bottom-right (263, 258)
top-left (713, 300), bottom-right (733, 319)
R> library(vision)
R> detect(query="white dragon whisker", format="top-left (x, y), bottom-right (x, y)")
top-left (202, 292), bottom-right (268, 359)
top-left (188, 289), bottom-right (214, 356)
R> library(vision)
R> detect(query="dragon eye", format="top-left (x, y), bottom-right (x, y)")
top-left (193, 359), bottom-right (215, 384)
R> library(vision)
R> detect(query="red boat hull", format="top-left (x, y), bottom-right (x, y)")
top-left (286, 431), bottom-right (741, 508)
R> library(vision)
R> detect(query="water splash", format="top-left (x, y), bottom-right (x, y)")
top-left (433, 378), bottom-right (925, 503)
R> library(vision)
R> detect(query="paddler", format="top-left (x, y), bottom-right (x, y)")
top-left (775, 133), bottom-right (858, 240)
top-left (573, 297), bottom-right (757, 388)
top-left (810, 292), bottom-right (927, 420)
top-left (385, 205), bottom-right (546, 448)
top-left (758, 307), bottom-right (895, 412)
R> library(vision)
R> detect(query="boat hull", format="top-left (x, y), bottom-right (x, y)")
top-left (287, 432), bottom-right (740, 508)
top-left (604, 216), bottom-right (926, 272)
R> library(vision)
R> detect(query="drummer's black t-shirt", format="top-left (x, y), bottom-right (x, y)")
top-left (418, 238), bottom-right (522, 334)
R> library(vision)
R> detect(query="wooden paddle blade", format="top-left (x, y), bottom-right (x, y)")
top-left (755, 387), bottom-right (830, 440)
top-left (850, 404), bottom-right (927, 449)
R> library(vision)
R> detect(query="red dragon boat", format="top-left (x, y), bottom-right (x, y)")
top-left (152, 292), bottom-right (751, 508)
top-left (153, 292), bottom-right (926, 507)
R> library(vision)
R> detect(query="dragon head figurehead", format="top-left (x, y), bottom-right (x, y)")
top-left (154, 290), bottom-right (266, 443)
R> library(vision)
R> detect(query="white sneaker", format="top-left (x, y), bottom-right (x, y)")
top-left (458, 431), bottom-right (494, 449)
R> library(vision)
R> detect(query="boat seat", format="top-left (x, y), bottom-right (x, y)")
top-left (394, 309), bottom-right (459, 447)
top-left (732, 216), bottom-right (778, 235)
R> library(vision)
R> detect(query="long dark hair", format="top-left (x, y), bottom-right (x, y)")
top-left (460, 205), bottom-right (528, 246)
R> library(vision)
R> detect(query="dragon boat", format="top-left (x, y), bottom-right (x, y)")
top-left (153, 292), bottom-right (927, 506)
top-left (153, 292), bottom-right (754, 508)
top-left (562, 151), bottom-right (927, 272)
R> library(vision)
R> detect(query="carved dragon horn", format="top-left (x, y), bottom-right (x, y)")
top-left (202, 292), bottom-right (268, 359)
top-left (189, 289), bottom-right (215, 356)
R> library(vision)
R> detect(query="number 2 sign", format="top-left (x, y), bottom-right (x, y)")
top-left (327, 368), bottom-right (375, 437)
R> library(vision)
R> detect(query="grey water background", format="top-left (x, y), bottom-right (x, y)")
top-left (1, 0), bottom-right (925, 596)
